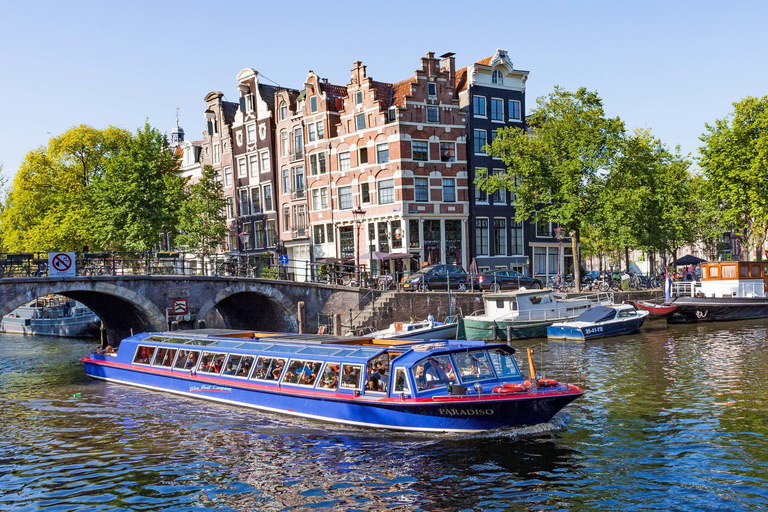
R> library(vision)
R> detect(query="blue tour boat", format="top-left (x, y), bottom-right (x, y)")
top-left (546, 304), bottom-right (649, 341)
top-left (81, 330), bottom-right (583, 433)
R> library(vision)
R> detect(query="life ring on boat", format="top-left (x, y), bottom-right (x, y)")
top-left (495, 383), bottom-right (529, 393)
top-left (394, 322), bottom-right (404, 332)
top-left (538, 378), bottom-right (559, 387)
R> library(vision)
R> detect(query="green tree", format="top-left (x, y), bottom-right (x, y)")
top-left (601, 129), bottom-right (697, 271)
top-left (699, 95), bottom-right (768, 260)
top-left (482, 86), bottom-right (624, 290)
top-left (176, 165), bottom-right (227, 275)
top-left (0, 125), bottom-right (129, 251)
top-left (90, 122), bottom-right (185, 251)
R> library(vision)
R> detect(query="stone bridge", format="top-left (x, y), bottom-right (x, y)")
top-left (0, 276), bottom-right (368, 346)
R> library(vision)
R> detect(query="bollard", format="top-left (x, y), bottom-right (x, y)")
top-left (507, 325), bottom-right (513, 342)
top-left (332, 313), bottom-right (341, 336)
top-left (297, 301), bottom-right (306, 334)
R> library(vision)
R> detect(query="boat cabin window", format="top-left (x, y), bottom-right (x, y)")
top-left (412, 355), bottom-right (456, 392)
top-left (366, 354), bottom-right (390, 393)
top-left (488, 349), bottom-right (521, 378)
top-left (133, 345), bottom-right (156, 365)
top-left (152, 348), bottom-right (177, 368)
top-left (340, 363), bottom-right (363, 389)
top-left (251, 357), bottom-right (285, 381)
top-left (452, 350), bottom-right (495, 383)
top-left (198, 351), bottom-right (227, 374)
top-left (393, 368), bottom-right (410, 393)
top-left (618, 309), bottom-right (636, 318)
top-left (282, 359), bottom-right (323, 386)
top-left (751, 265), bottom-right (761, 278)
top-left (174, 349), bottom-right (200, 370)
top-left (223, 354), bottom-right (255, 378)
top-left (317, 363), bottom-right (340, 391)
top-left (722, 265), bottom-right (737, 278)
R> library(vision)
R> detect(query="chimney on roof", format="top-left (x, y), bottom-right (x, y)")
top-left (440, 52), bottom-right (456, 84)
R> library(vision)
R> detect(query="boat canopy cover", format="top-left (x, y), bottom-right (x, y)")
top-left (573, 306), bottom-right (616, 323)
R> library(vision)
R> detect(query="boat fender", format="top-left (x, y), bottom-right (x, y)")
top-left (538, 378), bottom-right (559, 387)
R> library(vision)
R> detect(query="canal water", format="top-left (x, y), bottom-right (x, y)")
top-left (2, 320), bottom-right (768, 511)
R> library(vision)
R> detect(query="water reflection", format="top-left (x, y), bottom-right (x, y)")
top-left (2, 322), bottom-right (768, 510)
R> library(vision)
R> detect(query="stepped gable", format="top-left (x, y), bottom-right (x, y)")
top-left (455, 66), bottom-right (468, 92)
top-left (371, 80), bottom-right (394, 109)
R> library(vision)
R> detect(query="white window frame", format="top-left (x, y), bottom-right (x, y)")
top-left (213, 143), bottom-right (220, 164)
top-left (414, 177), bottom-right (429, 202)
top-left (338, 152), bottom-right (351, 172)
top-left (378, 179), bottom-right (395, 204)
top-left (260, 151), bottom-right (270, 174)
top-left (475, 168), bottom-right (488, 204)
top-left (474, 129), bottom-right (487, 155)
top-left (376, 143), bottom-right (389, 164)
top-left (224, 166), bottom-right (233, 187)
top-left (237, 158), bottom-right (247, 178)
top-left (493, 218), bottom-right (507, 256)
top-left (426, 105), bottom-right (439, 123)
top-left (508, 100), bottom-right (522, 121)
top-left (246, 123), bottom-right (256, 143)
top-left (249, 155), bottom-right (259, 178)
top-left (442, 178), bottom-right (456, 203)
top-left (310, 95), bottom-right (318, 113)
top-left (338, 186), bottom-right (353, 210)
top-left (428, 82), bottom-right (437, 98)
top-left (412, 140), bottom-right (428, 162)
top-left (473, 96), bottom-right (487, 118)
top-left (490, 97), bottom-right (504, 122)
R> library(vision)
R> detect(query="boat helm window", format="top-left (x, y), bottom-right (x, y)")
top-left (618, 309), bottom-right (637, 318)
top-left (174, 349), bottom-right (200, 370)
top-left (394, 368), bottom-right (410, 393)
top-left (488, 348), bottom-right (521, 378)
top-left (133, 345), bottom-right (156, 365)
top-left (198, 351), bottom-right (227, 374)
top-left (152, 348), bottom-right (178, 368)
top-left (282, 359), bottom-right (323, 386)
top-left (366, 354), bottom-right (390, 393)
top-left (223, 354), bottom-right (255, 378)
top-left (340, 364), bottom-right (363, 389)
top-left (412, 354), bottom-right (456, 392)
top-left (452, 350), bottom-right (495, 383)
top-left (251, 356), bottom-right (286, 381)
top-left (317, 363), bottom-right (340, 391)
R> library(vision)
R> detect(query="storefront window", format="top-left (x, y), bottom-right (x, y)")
top-left (445, 220), bottom-right (461, 266)
top-left (409, 219), bottom-right (421, 249)
top-left (424, 220), bottom-right (441, 265)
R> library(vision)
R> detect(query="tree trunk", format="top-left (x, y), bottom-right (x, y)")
top-left (572, 232), bottom-right (581, 292)
top-left (625, 246), bottom-right (630, 272)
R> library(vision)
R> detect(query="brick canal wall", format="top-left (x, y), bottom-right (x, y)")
top-left (361, 289), bottom-right (663, 331)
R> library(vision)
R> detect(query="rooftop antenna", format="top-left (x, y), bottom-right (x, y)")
top-left (176, 107), bottom-right (180, 126)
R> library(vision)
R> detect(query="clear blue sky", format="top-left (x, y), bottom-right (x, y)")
top-left (1, 0), bottom-right (766, 180)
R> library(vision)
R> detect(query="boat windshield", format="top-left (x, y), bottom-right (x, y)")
top-left (488, 348), bottom-right (521, 378)
top-left (412, 355), bottom-right (456, 392)
top-left (452, 350), bottom-right (495, 383)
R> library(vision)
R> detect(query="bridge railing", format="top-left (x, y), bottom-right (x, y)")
top-left (0, 251), bottom-right (379, 288)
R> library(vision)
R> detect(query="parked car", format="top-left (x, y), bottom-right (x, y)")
top-left (402, 264), bottom-right (468, 292)
top-left (470, 270), bottom-right (544, 292)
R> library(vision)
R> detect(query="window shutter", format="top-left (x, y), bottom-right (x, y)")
top-left (207, 121), bottom-right (213, 135)
top-left (239, 97), bottom-right (246, 112)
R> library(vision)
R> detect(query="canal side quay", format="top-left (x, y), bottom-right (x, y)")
top-left (344, 290), bottom-right (663, 334)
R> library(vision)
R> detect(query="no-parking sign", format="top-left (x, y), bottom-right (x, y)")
top-left (49, 252), bottom-right (76, 277)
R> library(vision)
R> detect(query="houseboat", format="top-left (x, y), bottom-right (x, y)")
top-left (666, 261), bottom-right (768, 323)
top-left (81, 330), bottom-right (583, 432)
top-left (547, 304), bottom-right (649, 341)
top-left (463, 289), bottom-right (614, 340)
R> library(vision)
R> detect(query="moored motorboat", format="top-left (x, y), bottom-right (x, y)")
top-left (463, 289), bottom-right (614, 340)
top-left (1, 297), bottom-right (101, 338)
top-left (547, 304), bottom-right (649, 341)
top-left (359, 315), bottom-right (459, 341)
top-left (81, 329), bottom-right (583, 432)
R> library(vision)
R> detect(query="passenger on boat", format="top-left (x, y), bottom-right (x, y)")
top-left (238, 360), bottom-right (251, 377)
top-left (271, 359), bottom-right (285, 380)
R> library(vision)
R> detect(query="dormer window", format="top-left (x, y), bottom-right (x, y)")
top-left (428, 82), bottom-right (437, 98)
top-left (492, 69), bottom-right (503, 85)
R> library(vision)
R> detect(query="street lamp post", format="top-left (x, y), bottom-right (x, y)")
top-left (554, 226), bottom-right (565, 284)
top-left (352, 206), bottom-right (366, 286)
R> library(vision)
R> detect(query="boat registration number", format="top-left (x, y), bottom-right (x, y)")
top-left (584, 326), bottom-right (604, 335)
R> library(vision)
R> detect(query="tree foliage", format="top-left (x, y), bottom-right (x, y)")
top-left (0, 125), bottom-right (130, 251)
top-left (699, 95), bottom-right (768, 259)
top-left (600, 129), bottom-right (698, 268)
top-left (90, 122), bottom-right (185, 251)
top-left (483, 86), bottom-right (624, 289)
top-left (176, 165), bottom-right (227, 275)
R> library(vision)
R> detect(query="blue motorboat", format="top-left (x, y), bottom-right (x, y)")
top-left (546, 304), bottom-right (649, 341)
top-left (81, 329), bottom-right (583, 433)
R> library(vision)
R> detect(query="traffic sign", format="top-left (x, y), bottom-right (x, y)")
top-left (279, 254), bottom-right (289, 265)
top-left (49, 252), bottom-right (76, 277)
top-left (172, 299), bottom-right (188, 315)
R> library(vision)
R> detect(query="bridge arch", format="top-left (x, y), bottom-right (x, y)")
top-left (197, 282), bottom-right (298, 333)
top-left (0, 281), bottom-right (167, 346)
